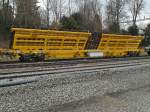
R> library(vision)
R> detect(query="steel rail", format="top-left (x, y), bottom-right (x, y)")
top-left (1, 58), bottom-right (150, 75)
top-left (0, 56), bottom-right (149, 69)
top-left (0, 59), bottom-right (150, 88)
top-left (0, 59), bottom-right (150, 87)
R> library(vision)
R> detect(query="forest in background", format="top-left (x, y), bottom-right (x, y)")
top-left (0, 0), bottom-right (149, 48)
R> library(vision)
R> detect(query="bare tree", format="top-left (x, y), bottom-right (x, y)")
top-left (2, 0), bottom-right (9, 24)
top-left (68, 0), bottom-right (72, 16)
top-left (106, 0), bottom-right (126, 33)
top-left (75, 0), bottom-right (102, 32)
top-left (50, 0), bottom-right (65, 24)
top-left (41, 0), bottom-right (50, 28)
top-left (128, 0), bottom-right (144, 26)
top-left (46, 0), bottom-right (50, 27)
top-left (42, 0), bottom-right (65, 28)
top-left (15, 0), bottom-right (41, 28)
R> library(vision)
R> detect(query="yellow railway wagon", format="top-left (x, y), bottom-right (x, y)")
top-left (8, 28), bottom-right (145, 61)
top-left (98, 34), bottom-right (144, 57)
top-left (10, 28), bottom-right (93, 61)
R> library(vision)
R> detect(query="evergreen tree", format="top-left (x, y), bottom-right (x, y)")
top-left (128, 25), bottom-right (139, 36)
top-left (60, 13), bottom-right (83, 31)
top-left (0, 1), bottom-right (13, 31)
top-left (0, 0), bottom-right (13, 48)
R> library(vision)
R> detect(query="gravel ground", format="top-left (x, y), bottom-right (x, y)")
top-left (1, 64), bottom-right (150, 112)
top-left (54, 86), bottom-right (150, 112)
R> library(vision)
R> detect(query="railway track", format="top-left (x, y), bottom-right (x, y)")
top-left (0, 57), bottom-right (150, 87)
top-left (0, 56), bottom-right (150, 69)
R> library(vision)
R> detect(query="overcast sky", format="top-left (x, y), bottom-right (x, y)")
top-left (39, 0), bottom-right (150, 17)
top-left (39, 0), bottom-right (150, 29)
top-left (143, 0), bottom-right (150, 16)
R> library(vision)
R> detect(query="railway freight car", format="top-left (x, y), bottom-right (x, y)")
top-left (98, 34), bottom-right (144, 57)
top-left (9, 28), bottom-right (144, 61)
top-left (10, 28), bottom-right (101, 61)
top-left (85, 32), bottom-right (144, 57)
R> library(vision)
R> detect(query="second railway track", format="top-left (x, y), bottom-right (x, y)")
top-left (0, 57), bottom-right (150, 87)
top-left (0, 56), bottom-right (150, 69)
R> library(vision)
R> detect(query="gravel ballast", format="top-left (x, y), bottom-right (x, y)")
top-left (1, 64), bottom-right (150, 112)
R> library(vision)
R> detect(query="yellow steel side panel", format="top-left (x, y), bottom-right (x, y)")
top-left (45, 50), bottom-right (96, 59)
top-left (11, 28), bottom-right (90, 54)
top-left (98, 34), bottom-right (144, 57)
